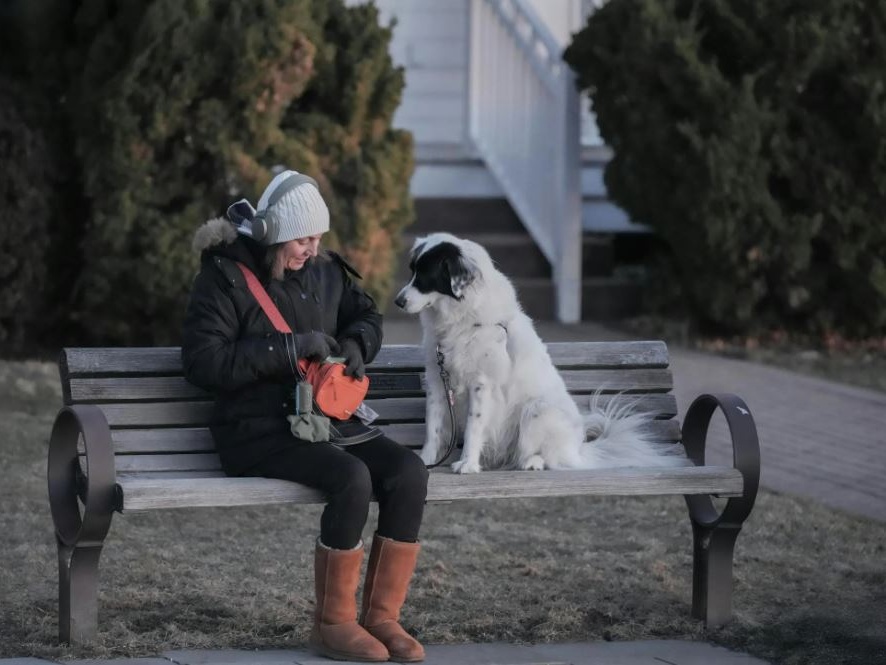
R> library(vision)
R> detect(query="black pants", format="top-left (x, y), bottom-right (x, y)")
top-left (245, 435), bottom-right (429, 550)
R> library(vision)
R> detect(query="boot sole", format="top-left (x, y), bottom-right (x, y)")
top-left (309, 639), bottom-right (389, 662)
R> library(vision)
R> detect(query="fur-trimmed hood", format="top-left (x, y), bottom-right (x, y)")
top-left (192, 217), bottom-right (238, 253)
top-left (191, 216), bottom-right (268, 276)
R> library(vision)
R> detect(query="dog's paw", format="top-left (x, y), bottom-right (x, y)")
top-left (451, 459), bottom-right (482, 474)
top-left (520, 454), bottom-right (546, 471)
top-left (420, 447), bottom-right (440, 466)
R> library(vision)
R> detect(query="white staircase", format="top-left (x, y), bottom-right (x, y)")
top-left (359, 0), bottom-right (649, 321)
top-left (467, 0), bottom-right (582, 322)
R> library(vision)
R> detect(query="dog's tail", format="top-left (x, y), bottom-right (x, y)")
top-left (578, 391), bottom-right (690, 469)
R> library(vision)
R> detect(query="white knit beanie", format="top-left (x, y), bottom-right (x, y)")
top-left (255, 170), bottom-right (330, 245)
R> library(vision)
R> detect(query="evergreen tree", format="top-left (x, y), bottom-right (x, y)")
top-left (565, 0), bottom-right (886, 336)
top-left (66, 0), bottom-right (412, 345)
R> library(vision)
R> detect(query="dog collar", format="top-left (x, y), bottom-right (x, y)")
top-left (473, 322), bottom-right (508, 334)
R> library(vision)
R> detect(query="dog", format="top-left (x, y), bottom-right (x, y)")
top-left (394, 232), bottom-right (689, 474)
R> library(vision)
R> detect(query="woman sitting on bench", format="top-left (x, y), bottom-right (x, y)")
top-left (181, 169), bottom-right (429, 663)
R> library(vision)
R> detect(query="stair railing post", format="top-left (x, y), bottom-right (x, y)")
top-left (555, 69), bottom-right (582, 323)
top-left (467, 0), bottom-right (482, 148)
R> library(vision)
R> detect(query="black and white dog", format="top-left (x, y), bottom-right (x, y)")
top-left (395, 233), bottom-right (688, 474)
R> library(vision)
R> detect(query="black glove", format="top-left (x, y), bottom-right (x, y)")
top-left (338, 337), bottom-right (366, 379)
top-left (293, 332), bottom-right (340, 361)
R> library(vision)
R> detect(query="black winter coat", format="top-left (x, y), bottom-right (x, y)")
top-left (181, 219), bottom-right (383, 475)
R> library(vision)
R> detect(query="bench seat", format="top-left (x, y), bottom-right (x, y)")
top-left (116, 466), bottom-right (745, 512)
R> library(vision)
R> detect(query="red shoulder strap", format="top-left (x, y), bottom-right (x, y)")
top-left (235, 262), bottom-right (292, 334)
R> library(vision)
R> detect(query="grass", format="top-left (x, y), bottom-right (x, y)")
top-left (2, 359), bottom-right (885, 664)
top-left (618, 316), bottom-right (886, 394)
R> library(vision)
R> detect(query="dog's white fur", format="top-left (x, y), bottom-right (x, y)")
top-left (396, 233), bottom-right (689, 474)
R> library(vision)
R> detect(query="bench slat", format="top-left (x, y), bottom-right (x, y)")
top-left (70, 377), bottom-right (677, 422)
top-left (67, 375), bottom-right (432, 402)
top-left (106, 395), bottom-right (679, 453)
top-left (61, 341), bottom-right (669, 378)
top-left (114, 453), bottom-right (222, 473)
top-left (70, 376), bottom-right (208, 401)
top-left (112, 427), bottom-right (216, 453)
top-left (74, 369), bottom-right (673, 420)
top-left (117, 470), bottom-right (226, 479)
top-left (117, 465), bottom-right (742, 512)
top-left (108, 419), bottom-right (682, 455)
top-left (100, 402), bottom-right (215, 427)
top-left (68, 369), bottom-right (673, 406)
top-left (365, 396), bottom-right (688, 425)
top-left (561, 369), bottom-right (672, 393)
top-left (573, 393), bottom-right (678, 417)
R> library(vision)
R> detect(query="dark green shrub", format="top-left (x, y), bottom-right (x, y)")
top-left (64, 0), bottom-right (412, 345)
top-left (565, 0), bottom-right (886, 336)
top-left (0, 1), bottom-right (82, 356)
top-left (0, 78), bottom-right (54, 353)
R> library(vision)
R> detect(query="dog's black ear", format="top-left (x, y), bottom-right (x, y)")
top-left (445, 253), bottom-right (477, 299)
top-left (408, 240), bottom-right (426, 273)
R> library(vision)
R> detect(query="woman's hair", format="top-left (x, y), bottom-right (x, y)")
top-left (265, 244), bottom-right (287, 281)
top-left (265, 243), bottom-right (326, 280)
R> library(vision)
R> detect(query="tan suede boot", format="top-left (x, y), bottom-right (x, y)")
top-left (310, 540), bottom-right (389, 662)
top-left (360, 534), bottom-right (425, 663)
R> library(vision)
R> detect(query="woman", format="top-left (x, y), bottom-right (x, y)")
top-left (182, 170), bottom-right (429, 663)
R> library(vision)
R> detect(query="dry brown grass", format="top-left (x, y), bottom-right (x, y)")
top-left (618, 316), bottom-right (886, 394)
top-left (2, 359), bottom-right (885, 664)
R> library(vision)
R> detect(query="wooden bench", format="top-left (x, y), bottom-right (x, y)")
top-left (48, 341), bottom-right (760, 644)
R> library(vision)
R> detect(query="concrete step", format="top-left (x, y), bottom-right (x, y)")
top-left (394, 233), bottom-right (613, 282)
top-left (413, 198), bottom-right (525, 235)
top-left (393, 232), bottom-right (548, 281)
top-left (512, 276), bottom-right (643, 321)
top-left (397, 196), bottom-right (635, 321)
top-left (384, 276), bottom-right (642, 322)
top-left (583, 197), bottom-right (649, 233)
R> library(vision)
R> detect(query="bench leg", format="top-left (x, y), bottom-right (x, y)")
top-left (57, 538), bottom-right (104, 644)
top-left (681, 393), bottom-right (760, 628)
top-left (49, 406), bottom-right (117, 644)
top-left (690, 522), bottom-right (741, 627)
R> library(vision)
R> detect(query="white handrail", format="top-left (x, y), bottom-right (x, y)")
top-left (468, 0), bottom-right (582, 322)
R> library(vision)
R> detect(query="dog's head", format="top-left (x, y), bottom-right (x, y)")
top-left (394, 233), bottom-right (481, 314)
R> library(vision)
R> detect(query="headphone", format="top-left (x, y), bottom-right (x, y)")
top-left (244, 173), bottom-right (320, 245)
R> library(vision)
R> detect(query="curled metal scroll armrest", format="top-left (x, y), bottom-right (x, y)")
top-left (682, 393), bottom-right (761, 529)
top-left (48, 405), bottom-right (117, 548)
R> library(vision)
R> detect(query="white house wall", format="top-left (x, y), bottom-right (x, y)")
top-left (352, 0), bottom-right (596, 148)
top-left (522, 0), bottom-right (585, 45)
top-left (362, 0), bottom-right (470, 146)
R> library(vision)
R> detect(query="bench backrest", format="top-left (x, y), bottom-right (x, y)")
top-left (60, 342), bottom-right (680, 477)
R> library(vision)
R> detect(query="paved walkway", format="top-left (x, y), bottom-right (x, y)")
top-left (0, 640), bottom-right (771, 664)
top-left (384, 316), bottom-right (886, 522)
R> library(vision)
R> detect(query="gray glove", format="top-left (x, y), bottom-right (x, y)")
top-left (338, 338), bottom-right (366, 379)
top-left (293, 332), bottom-right (340, 361)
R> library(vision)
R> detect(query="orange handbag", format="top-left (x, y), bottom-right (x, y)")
top-left (236, 262), bottom-right (369, 420)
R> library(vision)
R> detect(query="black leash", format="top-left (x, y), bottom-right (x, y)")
top-left (424, 324), bottom-right (507, 469)
top-left (425, 344), bottom-right (458, 469)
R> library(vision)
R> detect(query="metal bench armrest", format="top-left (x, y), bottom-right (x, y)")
top-left (682, 393), bottom-right (760, 528)
top-left (48, 405), bottom-right (117, 548)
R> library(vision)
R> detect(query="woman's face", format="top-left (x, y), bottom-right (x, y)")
top-left (279, 234), bottom-right (323, 271)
